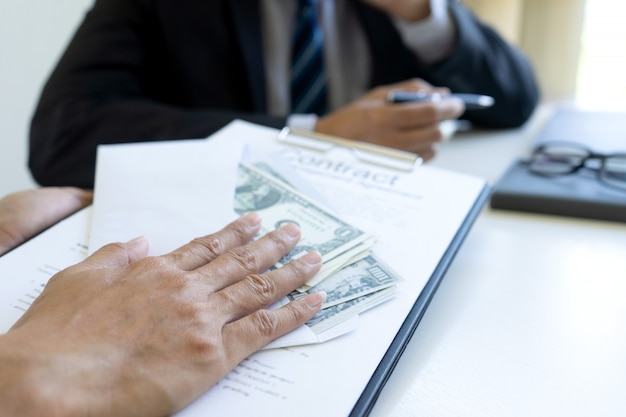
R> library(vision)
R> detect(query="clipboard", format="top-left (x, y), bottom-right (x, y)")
top-left (1, 120), bottom-right (491, 417)
top-left (351, 183), bottom-right (490, 416)
top-left (277, 127), bottom-right (422, 172)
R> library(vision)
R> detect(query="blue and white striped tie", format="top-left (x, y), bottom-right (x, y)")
top-left (290, 0), bottom-right (328, 115)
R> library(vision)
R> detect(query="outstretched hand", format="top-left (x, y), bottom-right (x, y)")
top-left (1, 213), bottom-right (323, 417)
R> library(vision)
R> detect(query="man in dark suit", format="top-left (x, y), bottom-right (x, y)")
top-left (29, 0), bottom-right (539, 188)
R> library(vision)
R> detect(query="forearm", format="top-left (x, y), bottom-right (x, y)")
top-left (0, 332), bottom-right (149, 417)
top-left (0, 332), bottom-right (69, 417)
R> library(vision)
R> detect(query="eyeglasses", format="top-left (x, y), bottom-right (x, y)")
top-left (528, 142), bottom-right (626, 191)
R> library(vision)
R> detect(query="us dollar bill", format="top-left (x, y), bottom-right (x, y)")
top-left (250, 161), bottom-right (296, 189)
top-left (306, 286), bottom-right (397, 334)
top-left (289, 254), bottom-right (401, 308)
top-left (235, 163), bottom-right (376, 270)
top-left (237, 161), bottom-right (398, 337)
top-left (296, 235), bottom-right (377, 291)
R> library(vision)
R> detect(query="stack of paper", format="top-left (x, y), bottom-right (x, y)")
top-left (1, 120), bottom-right (489, 417)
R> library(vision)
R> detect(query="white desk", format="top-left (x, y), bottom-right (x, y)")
top-left (370, 106), bottom-right (626, 417)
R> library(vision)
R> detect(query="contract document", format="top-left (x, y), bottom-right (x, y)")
top-left (0, 120), bottom-right (489, 417)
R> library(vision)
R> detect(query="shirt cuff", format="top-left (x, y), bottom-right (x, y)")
top-left (287, 113), bottom-right (319, 131)
top-left (392, 0), bottom-right (457, 65)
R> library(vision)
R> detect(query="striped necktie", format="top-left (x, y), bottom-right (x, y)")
top-left (290, 0), bottom-right (328, 115)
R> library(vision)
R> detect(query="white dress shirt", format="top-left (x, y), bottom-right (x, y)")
top-left (260, 0), bottom-right (456, 128)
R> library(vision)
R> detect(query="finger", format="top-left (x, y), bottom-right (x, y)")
top-left (382, 125), bottom-right (442, 153)
top-left (369, 78), bottom-right (437, 101)
top-left (193, 222), bottom-right (303, 291)
top-left (0, 187), bottom-right (93, 255)
top-left (417, 147), bottom-right (437, 162)
top-left (386, 97), bottom-right (464, 129)
top-left (386, 78), bottom-right (436, 93)
top-left (212, 251), bottom-right (322, 321)
top-left (222, 292), bottom-right (325, 360)
top-left (162, 212), bottom-right (262, 271)
top-left (69, 236), bottom-right (149, 272)
top-left (58, 186), bottom-right (94, 207)
top-left (437, 96), bottom-right (466, 119)
top-left (31, 187), bottom-right (93, 225)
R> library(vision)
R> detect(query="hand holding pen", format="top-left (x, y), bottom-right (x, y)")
top-left (314, 79), bottom-right (467, 161)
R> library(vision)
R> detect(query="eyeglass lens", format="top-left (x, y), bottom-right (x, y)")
top-left (530, 144), bottom-right (626, 190)
top-left (602, 155), bottom-right (626, 190)
top-left (530, 145), bottom-right (589, 174)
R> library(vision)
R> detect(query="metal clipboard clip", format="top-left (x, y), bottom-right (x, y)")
top-left (276, 127), bottom-right (422, 172)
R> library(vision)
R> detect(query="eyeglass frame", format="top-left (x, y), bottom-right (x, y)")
top-left (527, 141), bottom-right (626, 191)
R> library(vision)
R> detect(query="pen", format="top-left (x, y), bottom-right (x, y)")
top-left (386, 91), bottom-right (495, 110)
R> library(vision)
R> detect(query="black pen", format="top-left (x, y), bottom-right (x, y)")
top-left (386, 91), bottom-right (495, 110)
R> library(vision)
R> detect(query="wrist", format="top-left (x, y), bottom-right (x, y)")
top-left (0, 332), bottom-right (67, 417)
top-left (0, 329), bottom-right (124, 417)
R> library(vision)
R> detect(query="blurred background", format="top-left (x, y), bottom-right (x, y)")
top-left (1, 0), bottom-right (623, 196)
top-left (464, 0), bottom-right (625, 107)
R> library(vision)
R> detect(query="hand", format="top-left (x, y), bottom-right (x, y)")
top-left (0, 213), bottom-right (324, 417)
top-left (315, 79), bottom-right (465, 161)
top-left (0, 187), bottom-right (93, 255)
top-left (360, 0), bottom-right (431, 21)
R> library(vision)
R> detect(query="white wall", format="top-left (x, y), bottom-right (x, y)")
top-left (0, 0), bottom-right (93, 197)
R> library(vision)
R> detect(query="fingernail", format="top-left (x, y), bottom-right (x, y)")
top-left (300, 251), bottom-right (321, 265)
top-left (127, 236), bottom-right (147, 244)
top-left (305, 291), bottom-right (326, 309)
top-left (279, 222), bottom-right (300, 239)
top-left (126, 236), bottom-right (149, 250)
top-left (241, 211), bottom-right (261, 226)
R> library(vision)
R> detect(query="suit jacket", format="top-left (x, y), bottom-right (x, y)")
top-left (29, 0), bottom-right (539, 187)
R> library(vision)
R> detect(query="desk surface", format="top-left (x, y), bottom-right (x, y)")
top-left (370, 105), bottom-right (626, 417)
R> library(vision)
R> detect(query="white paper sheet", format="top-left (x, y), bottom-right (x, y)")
top-left (1, 121), bottom-right (487, 417)
top-left (169, 121), bottom-right (487, 417)
top-left (0, 207), bottom-right (92, 331)
top-left (89, 138), bottom-right (242, 256)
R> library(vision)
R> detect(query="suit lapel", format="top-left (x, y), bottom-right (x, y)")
top-left (228, 0), bottom-right (267, 112)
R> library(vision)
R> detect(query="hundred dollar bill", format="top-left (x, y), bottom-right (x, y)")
top-left (240, 161), bottom-right (398, 337)
top-left (289, 254), bottom-right (401, 308)
top-left (235, 163), bottom-right (376, 273)
top-left (307, 287), bottom-right (397, 334)
top-left (297, 235), bottom-right (378, 291)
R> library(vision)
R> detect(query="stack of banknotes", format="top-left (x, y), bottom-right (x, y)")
top-left (234, 163), bottom-right (402, 335)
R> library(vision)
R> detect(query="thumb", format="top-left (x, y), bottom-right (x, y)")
top-left (75, 237), bottom-right (150, 271)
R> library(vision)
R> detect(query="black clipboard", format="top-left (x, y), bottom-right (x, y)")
top-left (350, 183), bottom-right (491, 416)
top-left (0, 122), bottom-right (492, 417)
